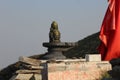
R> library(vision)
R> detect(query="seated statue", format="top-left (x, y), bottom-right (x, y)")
top-left (49, 21), bottom-right (61, 43)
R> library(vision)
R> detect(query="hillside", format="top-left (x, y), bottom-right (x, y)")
top-left (0, 32), bottom-right (100, 79)
top-left (64, 32), bottom-right (100, 58)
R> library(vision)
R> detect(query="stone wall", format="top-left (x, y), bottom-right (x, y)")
top-left (47, 61), bottom-right (111, 80)
top-left (10, 55), bottom-right (112, 80)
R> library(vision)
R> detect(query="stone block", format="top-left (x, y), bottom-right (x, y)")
top-left (85, 54), bottom-right (101, 61)
top-left (19, 56), bottom-right (41, 66)
top-left (21, 64), bottom-right (43, 70)
top-left (16, 70), bottom-right (41, 74)
top-left (34, 74), bottom-right (42, 80)
top-left (15, 74), bottom-right (33, 80)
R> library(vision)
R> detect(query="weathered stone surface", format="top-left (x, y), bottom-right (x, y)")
top-left (15, 74), bottom-right (33, 80)
top-left (56, 59), bottom-right (86, 62)
top-left (49, 70), bottom-right (100, 80)
top-left (16, 70), bottom-right (41, 74)
top-left (47, 61), bottom-right (111, 80)
top-left (30, 66), bottom-right (43, 70)
top-left (19, 56), bottom-right (41, 66)
top-left (41, 41), bottom-right (78, 60)
top-left (10, 58), bottom-right (112, 80)
top-left (43, 42), bottom-right (78, 48)
top-left (34, 74), bottom-right (42, 80)
top-left (21, 64), bottom-right (43, 70)
top-left (48, 61), bottom-right (111, 72)
top-left (42, 51), bottom-right (66, 59)
top-left (85, 54), bottom-right (101, 61)
top-left (9, 56), bottom-right (44, 80)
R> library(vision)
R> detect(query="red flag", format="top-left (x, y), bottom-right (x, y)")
top-left (98, 0), bottom-right (120, 61)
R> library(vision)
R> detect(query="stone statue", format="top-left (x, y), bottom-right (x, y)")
top-left (43, 21), bottom-right (78, 59)
top-left (49, 21), bottom-right (61, 43)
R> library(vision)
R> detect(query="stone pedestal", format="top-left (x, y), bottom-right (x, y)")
top-left (42, 42), bottom-right (78, 59)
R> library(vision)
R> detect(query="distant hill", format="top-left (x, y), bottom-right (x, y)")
top-left (64, 32), bottom-right (100, 58)
top-left (0, 32), bottom-right (100, 80)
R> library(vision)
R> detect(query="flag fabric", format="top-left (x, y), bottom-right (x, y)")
top-left (98, 0), bottom-right (120, 61)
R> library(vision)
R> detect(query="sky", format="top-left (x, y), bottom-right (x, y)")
top-left (0, 0), bottom-right (108, 68)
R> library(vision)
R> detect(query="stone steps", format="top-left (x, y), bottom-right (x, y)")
top-left (10, 57), bottom-right (43, 80)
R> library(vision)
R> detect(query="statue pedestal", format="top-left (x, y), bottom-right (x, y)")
top-left (42, 42), bottom-right (78, 60)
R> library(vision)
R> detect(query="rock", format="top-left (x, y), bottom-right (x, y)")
top-left (21, 64), bottom-right (43, 70)
top-left (108, 66), bottom-right (120, 79)
top-left (16, 70), bottom-right (41, 74)
top-left (34, 74), bottom-right (42, 80)
top-left (19, 56), bottom-right (41, 66)
top-left (15, 74), bottom-right (33, 80)
top-left (110, 58), bottom-right (120, 67)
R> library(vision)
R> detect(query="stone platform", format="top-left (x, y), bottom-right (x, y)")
top-left (47, 61), bottom-right (111, 80)
top-left (10, 54), bottom-right (112, 80)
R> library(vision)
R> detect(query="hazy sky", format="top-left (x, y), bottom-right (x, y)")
top-left (0, 0), bottom-right (108, 68)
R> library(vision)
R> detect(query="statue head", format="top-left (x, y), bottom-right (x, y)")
top-left (51, 21), bottom-right (58, 29)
